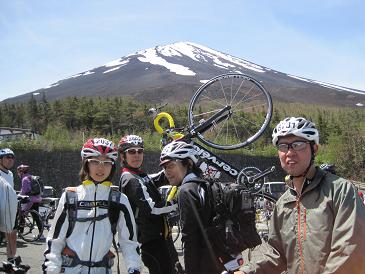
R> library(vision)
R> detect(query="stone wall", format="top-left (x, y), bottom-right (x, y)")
top-left (12, 149), bottom-right (285, 195)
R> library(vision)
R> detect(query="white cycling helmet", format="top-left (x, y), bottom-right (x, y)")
top-left (160, 141), bottom-right (198, 166)
top-left (118, 135), bottom-right (144, 152)
top-left (0, 148), bottom-right (15, 158)
top-left (272, 117), bottom-right (319, 145)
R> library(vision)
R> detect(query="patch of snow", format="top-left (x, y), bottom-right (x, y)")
top-left (105, 58), bottom-right (129, 67)
top-left (138, 48), bottom-right (196, 76)
top-left (287, 74), bottom-right (311, 83)
top-left (286, 73), bottom-right (365, 95)
top-left (153, 42), bottom-right (265, 73)
top-left (312, 80), bottom-right (365, 95)
top-left (183, 42), bottom-right (266, 73)
top-left (33, 92), bottom-right (40, 96)
top-left (160, 42), bottom-right (199, 61)
top-left (84, 71), bottom-right (94, 76)
top-left (103, 66), bottom-right (122, 74)
top-left (65, 73), bottom-right (83, 80)
top-left (356, 103), bottom-right (364, 107)
top-left (200, 80), bottom-right (209, 84)
top-left (43, 83), bottom-right (60, 89)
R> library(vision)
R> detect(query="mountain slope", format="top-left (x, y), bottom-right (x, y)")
top-left (4, 42), bottom-right (365, 107)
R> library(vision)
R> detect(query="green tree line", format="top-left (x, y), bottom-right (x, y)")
top-left (0, 95), bottom-right (364, 181)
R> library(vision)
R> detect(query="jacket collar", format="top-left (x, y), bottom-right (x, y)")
top-left (121, 167), bottom-right (144, 175)
top-left (281, 167), bottom-right (326, 204)
top-left (82, 180), bottom-right (112, 187)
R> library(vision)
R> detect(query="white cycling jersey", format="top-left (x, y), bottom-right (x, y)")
top-left (0, 176), bottom-right (17, 232)
top-left (0, 169), bottom-right (14, 188)
top-left (43, 180), bottom-right (142, 274)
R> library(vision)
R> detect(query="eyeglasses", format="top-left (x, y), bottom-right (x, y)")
top-left (125, 148), bottom-right (144, 155)
top-left (277, 141), bottom-right (309, 153)
top-left (87, 159), bottom-right (114, 166)
top-left (4, 155), bottom-right (14, 159)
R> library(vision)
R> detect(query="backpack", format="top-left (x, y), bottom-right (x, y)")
top-left (29, 175), bottom-right (44, 195)
top-left (191, 179), bottom-right (262, 256)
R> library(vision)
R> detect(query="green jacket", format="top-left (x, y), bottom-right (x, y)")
top-left (249, 168), bottom-right (365, 274)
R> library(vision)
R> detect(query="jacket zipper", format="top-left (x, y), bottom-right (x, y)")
top-left (88, 184), bottom-right (98, 274)
top-left (296, 197), bottom-right (305, 274)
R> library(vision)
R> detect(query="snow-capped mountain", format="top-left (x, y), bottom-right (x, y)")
top-left (4, 42), bottom-right (365, 107)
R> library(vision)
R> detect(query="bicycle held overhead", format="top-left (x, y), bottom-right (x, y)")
top-left (148, 73), bottom-right (275, 193)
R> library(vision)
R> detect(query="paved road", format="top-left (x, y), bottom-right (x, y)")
top-left (0, 228), bottom-right (268, 274)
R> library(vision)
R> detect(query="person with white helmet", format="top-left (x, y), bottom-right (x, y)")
top-left (118, 134), bottom-right (181, 274)
top-left (43, 138), bottom-right (142, 274)
top-left (0, 148), bottom-right (18, 262)
top-left (243, 117), bottom-right (365, 274)
top-left (160, 140), bottom-right (230, 274)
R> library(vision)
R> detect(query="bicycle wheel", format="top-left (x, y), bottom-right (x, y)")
top-left (18, 210), bottom-right (44, 242)
top-left (188, 73), bottom-right (272, 150)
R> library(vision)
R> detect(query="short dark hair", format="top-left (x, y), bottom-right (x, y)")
top-left (181, 158), bottom-right (202, 177)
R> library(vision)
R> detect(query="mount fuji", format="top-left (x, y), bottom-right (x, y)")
top-left (4, 42), bottom-right (365, 107)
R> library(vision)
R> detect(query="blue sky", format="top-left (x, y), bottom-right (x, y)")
top-left (1, 0), bottom-right (364, 101)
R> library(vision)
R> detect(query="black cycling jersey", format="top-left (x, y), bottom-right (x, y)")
top-left (119, 168), bottom-right (177, 274)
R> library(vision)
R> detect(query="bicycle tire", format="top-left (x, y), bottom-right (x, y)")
top-left (18, 210), bottom-right (44, 242)
top-left (188, 73), bottom-right (272, 150)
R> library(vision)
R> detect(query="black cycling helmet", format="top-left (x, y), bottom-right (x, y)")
top-left (320, 163), bottom-right (336, 174)
top-left (118, 135), bottom-right (144, 152)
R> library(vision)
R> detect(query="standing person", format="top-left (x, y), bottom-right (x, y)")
top-left (159, 140), bottom-right (237, 274)
top-left (17, 164), bottom-right (44, 239)
top-left (0, 148), bottom-right (18, 262)
top-left (243, 117), bottom-right (365, 274)
top-left (43, 138), bottom-right (142, 274)
top-left (118, 134), bottom-right (180, 274)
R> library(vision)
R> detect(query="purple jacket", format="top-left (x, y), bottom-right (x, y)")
top-left (20, 173), bottom-right (42, 211)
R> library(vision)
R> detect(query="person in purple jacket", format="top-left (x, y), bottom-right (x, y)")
top-left (17, 164), bottom-right (44, 239)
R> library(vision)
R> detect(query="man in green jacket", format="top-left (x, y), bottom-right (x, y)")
top-left (244, 117), bottom-right (365, 274)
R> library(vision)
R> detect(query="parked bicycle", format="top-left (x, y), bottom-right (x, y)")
top-left (39, 197), bottom-right (59, 231)
top-left (16, 195), bottom-right (44, 242)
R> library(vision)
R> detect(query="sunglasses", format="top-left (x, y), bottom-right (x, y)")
top-left (87, 159), bottom-right (114, 166)
top-left (4, 155), bottom-right (14, 159)
top-left (125, 148), bottom-right (144, 155)
top-left (277, 141), bottom-right (309, 153)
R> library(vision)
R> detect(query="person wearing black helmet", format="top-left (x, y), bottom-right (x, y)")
top-left (242, 117), bottom-right (365, 274)
top-left (118, 134), bottom-right (181, 274)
